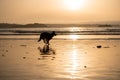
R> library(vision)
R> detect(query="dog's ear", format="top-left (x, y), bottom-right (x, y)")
top-left (55, 33), bottom-right (57, 36)
top-left (52, 31), bottom-right (56, 36)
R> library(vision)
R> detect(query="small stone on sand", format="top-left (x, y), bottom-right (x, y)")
top-left (38, 58), bottom-right (41, 60)
top-left (114, 45), bottom-right (116, 47)
top-left (6, 50), bottom-right (8, 52)
top-left (52, 57), bottom-right (55, 58)
top-left (23, 57), bottom-right (26, 59)
top-left (20, 45), bottom-right (27, 47)
top-left (84, 66), bottom-right (87, 68)
top-left (103, 46), bottom-right (110, 48)
top-left (2, 54), bottom-right (5, 57)
top-left (97, 45), bottom-right (102, 48)
top-left (26, 52), bottom-right (29, 54)
top-left (51, 59), bottom-right (54, 60)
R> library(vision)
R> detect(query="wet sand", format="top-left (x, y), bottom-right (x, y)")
top-left (0, 39), bottom-right (120, 80)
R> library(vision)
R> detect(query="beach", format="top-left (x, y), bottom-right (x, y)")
top-left (0, 0), bottom-right (120, 79)
top-left (0, 38), bottom-right (120, 80)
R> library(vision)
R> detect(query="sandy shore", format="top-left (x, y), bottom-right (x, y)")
top-left (0, 39), bottom-right (120, 80)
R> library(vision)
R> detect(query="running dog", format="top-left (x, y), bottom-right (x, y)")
top-left (38, 31), bottom-right (56, 45)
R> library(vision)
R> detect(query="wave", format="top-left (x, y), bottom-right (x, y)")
top-left (1, 30), bottom-right (120, 35)
top-left (0, 26), bottom-right (120, 35)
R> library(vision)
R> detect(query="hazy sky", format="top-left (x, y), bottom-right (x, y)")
top-left (0, 0), bottom-right (120, 24)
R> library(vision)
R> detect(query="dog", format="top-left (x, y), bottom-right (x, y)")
top-left (38, 31), bottom-right (56, 45)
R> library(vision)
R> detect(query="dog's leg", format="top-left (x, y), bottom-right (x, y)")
top-left (44, 39), bottom-right (48, 44)
top-left (47, 40), bottom-right (49, 45)
top-left (43, 39), bottom-right (46, 44)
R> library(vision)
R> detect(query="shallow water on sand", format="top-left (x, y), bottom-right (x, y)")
top-left (0, 39), bottom-right (120, 80)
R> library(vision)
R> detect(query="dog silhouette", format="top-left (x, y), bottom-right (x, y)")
top-left (38, 31), bottom-right (56, 45)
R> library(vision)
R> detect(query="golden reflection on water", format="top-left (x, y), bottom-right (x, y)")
top-left (70, 49), bottom-right (78, 78)
top-left (69, 35), bottom-right (79, 40)
top-left (66, 41), bottom-right (81, 79)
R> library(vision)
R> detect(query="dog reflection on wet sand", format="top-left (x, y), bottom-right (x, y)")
top-left (38, 44), bottom-right (55, 55)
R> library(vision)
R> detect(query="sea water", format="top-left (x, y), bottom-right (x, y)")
top-left (0, 25), bottom-right (120, 39)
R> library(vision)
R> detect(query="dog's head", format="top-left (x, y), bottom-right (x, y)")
top-left (52, 31), bottom-right (56, 36)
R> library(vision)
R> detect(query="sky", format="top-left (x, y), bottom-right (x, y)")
top-left (0, 0), bottom-right (120, 24)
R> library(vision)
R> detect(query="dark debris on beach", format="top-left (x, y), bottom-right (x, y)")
top-left (96, 45), bottom-right (110, 49)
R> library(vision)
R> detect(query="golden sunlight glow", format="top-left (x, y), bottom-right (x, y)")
top-left (72, 50), bottom-right (78, 68)
top-left (70, 35), bottom-right (79, 40)
top-left (63, 0), bottom-right (87, 11)
top-left (71, 50), bottom-right (78, 76)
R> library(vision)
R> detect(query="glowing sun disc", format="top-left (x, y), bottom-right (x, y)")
top-left (63, 0), bottom-right (86, 10)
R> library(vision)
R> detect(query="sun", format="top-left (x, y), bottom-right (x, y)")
top-left (63, 0), bottom-right (87, 11)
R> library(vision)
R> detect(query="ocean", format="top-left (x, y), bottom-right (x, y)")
top-left (0, 24), bottom-right (120, 40)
